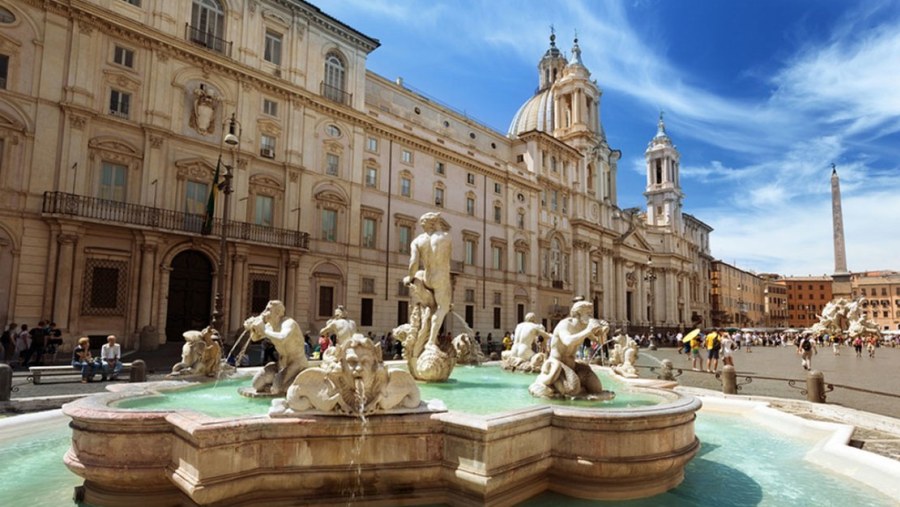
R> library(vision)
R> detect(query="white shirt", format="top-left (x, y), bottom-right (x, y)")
top-left (101, 342), bottom-right (121, 360)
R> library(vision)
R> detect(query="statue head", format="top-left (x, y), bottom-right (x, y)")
top-left (419, 212), bottom-right (444, 232)
top-left (571, 301), bottom-right (594, 321)
top-left (263, 300), bottom-right (285, 320)
top-left (333, 305), bottom-right (346, 319)
top-left (524, 312), bottom-right (537, 323)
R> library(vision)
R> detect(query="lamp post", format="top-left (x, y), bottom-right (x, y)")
top-left (211, 113), bottom-right (240, 333)
top-left (736, 283), bottom-right (745, 328)
top-left (644, 256), bottom-right (657, 339)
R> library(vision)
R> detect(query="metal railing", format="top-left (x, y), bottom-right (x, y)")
top-left (320, 82), bottom-right (352, 106)
top-left (185, 24), bottom-right (232, 57)
top-left (42, 191), bottom-right (308, 250)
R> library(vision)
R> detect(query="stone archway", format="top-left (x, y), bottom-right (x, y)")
top-left (165, 250), bottom-right (213, 342)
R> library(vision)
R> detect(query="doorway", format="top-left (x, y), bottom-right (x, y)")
top-left (165, 250), bottom-right (212, 342)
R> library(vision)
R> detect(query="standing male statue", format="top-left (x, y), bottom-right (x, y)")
top-left (402, 212), bottom-right (452, 348)
top-left (244, 300), bottom-right (307, 395)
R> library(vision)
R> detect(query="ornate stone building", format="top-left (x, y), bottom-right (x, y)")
top-left (0, 0), bottom-right (711, 351)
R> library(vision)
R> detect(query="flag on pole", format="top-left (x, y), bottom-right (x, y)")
top-left (201, 155), bottom-right (221, 235)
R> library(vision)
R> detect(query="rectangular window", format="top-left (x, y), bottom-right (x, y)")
top-left (397, 300), bottom-right (409, 326)
top-left (401, 149), bottom-right (412, 163)
top-left (465, 305), bottom-right (474, 328)
top-left (466, 197), bottom-right (475, 216)
top-left (109, 89), bottom-right (131, 118)
top-left (264, 30), bottom-right (282, 65)
top-left (263, 99), bottom-right (278, 117)
top-left (367, 137), bottom-right (378, 152)
top-left (260, 135), bottom-right (276, 158)
top-left (99, 162), bottom-right (127, 202)
top-left (321, 209), bottom-right (337, 241)
top-left (184, 180), bottom-right (208, 215)
top-left (0, 55), bottom-right (6, 89)
top-left (361, 298), bottom-right (374, 326)
top-left (91, 267), bottom-right (120, 309)
top-left (365, 167), bottom-right (377, 187)
top-left (465, 289), bottom-right (475, 303)
top-left (361, 277), bottom-right (375, 294)
top-left (493, 205), bottom-right (502, 224)
top-left (516, 251), bottom-right (526, 274)
top-left (251, 279), bottom-right (271, 315)
top-left (436, 161), bottom-right (445, 175)
top-left (83, 259), bottom-right (127, 316)
top-left (493, 292), bottom-right (502, 305)
top-left (467, 173), bottom-right (475, 185)
top-left (494, 182), bottom-right (502, 194)
top-left (493, 307), bottom-right (501, 329)
top-left (465, 239), bottom-right (475, 265)
top-left (398, 225), bottom-right (411, 254)
top-left (318, 286), bottom-right (334, 317)
top-left (254, 195), bottom-right (274, 227)
top-left (550, 190), bottom-right (558, 211)
top-left (492, 246), bottom-right (502, 270)
top-left (434, 187), bottom-right (444, 207)
top-left (400, 177), bottom-right (411, 197)
top-left (362, 217), bottom-right (376, 248)
top-left (326, 153), bottom-right (339, 176)
top-left (113, 45), bottom-right (134, 68)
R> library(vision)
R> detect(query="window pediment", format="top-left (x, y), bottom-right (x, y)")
top-left (257, 118), bottom-right (281, 136)
top-left (89, 137), bottom-right (142, 170)
top-left (323, 140), bottom-right (343, 155)
top-left (462, 229), bottom-right (480, 241)
top-left (175, 158), bottom-right (216, 181)
top-left (261, 9), bottom-right (291, 28)
top-left (514, 239), bottom-right (529, 250)
top-left (103, 69), bottom-right (141, 92)
top-left (394, 213), bottom-right (417, 227)
top-left (360, 205), bottom-right (383, 221)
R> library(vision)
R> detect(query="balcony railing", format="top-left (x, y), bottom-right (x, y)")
top-left (43, 191), bottom-right (308, 250)
top-left (185, 24), bottom-right (232, 57)
top-left (320, 81), bottom-right (352, 106)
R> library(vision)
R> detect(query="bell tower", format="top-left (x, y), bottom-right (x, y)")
top-left (644, 113), bottom-right (683, 230)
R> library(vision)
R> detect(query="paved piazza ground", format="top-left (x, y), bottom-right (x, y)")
top-left (635, 344), bottom-right (900, 419)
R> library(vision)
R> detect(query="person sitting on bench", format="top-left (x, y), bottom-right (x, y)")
top-left (100, 335), bottom-right (123, 381)
top-left (72, 336), bottom-right (96, 383)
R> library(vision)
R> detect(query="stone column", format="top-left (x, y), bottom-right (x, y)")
top-left (137, 243), bottom-right (157, 330)
top-left (228, 253), bottom-right (247, 334)
top-left (53, 232), bottom-right (79, 331)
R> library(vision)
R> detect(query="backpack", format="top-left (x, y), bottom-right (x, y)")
top-left (801, 339), bottom-right (812, 351)
top-left (711, 334), bottom-right (721, 351)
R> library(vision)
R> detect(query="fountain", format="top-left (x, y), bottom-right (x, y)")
top-left (500, 312), bottom-right (549, 372)
top-left (167, 326), bottom-right (223, 378)
top-left (59, 212), bottom-right (703, 506)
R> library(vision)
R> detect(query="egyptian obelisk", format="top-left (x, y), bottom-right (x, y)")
top-left (830, 164), bottom-right (852, 298)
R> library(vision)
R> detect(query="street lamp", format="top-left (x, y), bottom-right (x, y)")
top-left (736, 283), bottom-right (746, 327)
top-left (211, 113), bottom-right (240, 334)
top-left (643, 256), bottom-right (657, 339)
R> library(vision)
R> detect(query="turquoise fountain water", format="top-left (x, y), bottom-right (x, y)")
top-left (1, 409), bottom-right (895, 507)
top-left (114, 365), bottom-right (658, 417)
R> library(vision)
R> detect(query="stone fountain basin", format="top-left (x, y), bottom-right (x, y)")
top-left (62, 372), bottom-right (700, 507)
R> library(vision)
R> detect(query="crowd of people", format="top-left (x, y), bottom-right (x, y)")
top-left (0, 321), bottom-right (62, 368)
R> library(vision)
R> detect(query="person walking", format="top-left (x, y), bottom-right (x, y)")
top-left (853, 336), bottom-right (863, 357)
top-left (690, 333), bottom-right (702, 371)
top-left (797, 334), bottom-right (817, 370)
top-left (831, 335), bottom-right (841, 355)
top-left (15, 323), bottom-right (31, 368)
top-left (705, 329), bottom-right (722, 373)
top-left (721, 332), bottom-right (736, 368)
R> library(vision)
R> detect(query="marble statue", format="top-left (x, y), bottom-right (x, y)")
top-left (607, 330), bottom-right (629, 367)
top-left (529, 301), bottom-right (614, 400)
top-left (452, 332), bottom-right (485, 365)
top-left (241, 300), bottom-right (307, 396)
top-left (319, 305), bottom-right (357, 346)
top-left (614, 340), bottom-right (640, 378)
top-left (273, 333), bottom-right (423, 417)
top-left (169, 326), bottom-right (222, 378)
top-left (810, 297), bottom-right (881, 340)
top-left (395, 212), bottom-right (457, 382)
top-left (658, 358), bottom-right (676, 381)
top-left (501, 312), bottom-right (550, 373)
top-left (190, 83), bottom-right (218, 135)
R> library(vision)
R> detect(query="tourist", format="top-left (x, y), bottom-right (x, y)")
top-left (72, 336), bottom-right (96, 383)
top-left (27, 321), bottom-right (47, 366)
top-left (502, 332), bottom-right (512, 351)
top-left (866, 336), bottom-right (876, 358)
top-left (705, 329), bottom-right (722, 373)
top-left (690, 333), bottom-right (702, 371)
top-left (832, 335), bottom-right (841, 355)
top-left (100, 335), bottom-right (123, 381)
top-left (318, 334), bottom-right (330, 356)
top-left (15, 323), bottom-right (30, 368)
top-left (797, 334), bottom-right (817, 370)
top-left (744, 331), bottom-right (752, 353)
top-left (853, 336), bottom-right (863, 357)
top-left (721, 332), bottom-right (736, 367)
top-left (0, 322), bottom-right (15, 362)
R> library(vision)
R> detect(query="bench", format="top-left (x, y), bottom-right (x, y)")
top-left (29, 363), bottom-right (133, 385)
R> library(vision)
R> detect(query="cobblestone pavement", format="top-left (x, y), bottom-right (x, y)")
top-left (635, 344), bottom-right (900, 419)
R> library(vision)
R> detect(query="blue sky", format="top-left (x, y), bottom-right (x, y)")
top-left (324, 0), bottom-right (900, 277)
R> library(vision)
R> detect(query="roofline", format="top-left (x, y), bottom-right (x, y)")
top-left (283, 0), bottom-right (381, 53)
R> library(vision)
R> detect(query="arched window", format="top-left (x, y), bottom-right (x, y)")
top-left (550, 238), bottom-right (561, 281)
top-left (323, 52), bottom-right (346, 104)
top-left (191, 0), bottom-right (226, 53)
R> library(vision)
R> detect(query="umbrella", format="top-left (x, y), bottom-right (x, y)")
top-left (682, 329), bottom-right (701, 342)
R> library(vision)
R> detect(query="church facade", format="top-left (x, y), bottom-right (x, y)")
top-left (0, 0), bottom-right (711, 350)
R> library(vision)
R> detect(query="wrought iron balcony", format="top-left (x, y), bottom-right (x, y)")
top-left (185, 24), bottom-right (232, 57)
top-left (320, 81), bottom-right (352, 106)
top-left (42, 191), bottom-right (308, 250)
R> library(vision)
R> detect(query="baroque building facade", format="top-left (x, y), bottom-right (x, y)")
top-left (0, 0), bottom-right (711, 351)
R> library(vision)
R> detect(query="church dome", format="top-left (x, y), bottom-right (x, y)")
top-left (507, 88), bottom-right (555, 137)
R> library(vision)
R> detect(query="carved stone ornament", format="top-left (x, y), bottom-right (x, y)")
top-left (626, 271), bottom-right (637, 288)
top-left (189, 84), bottom-right (219, 136)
